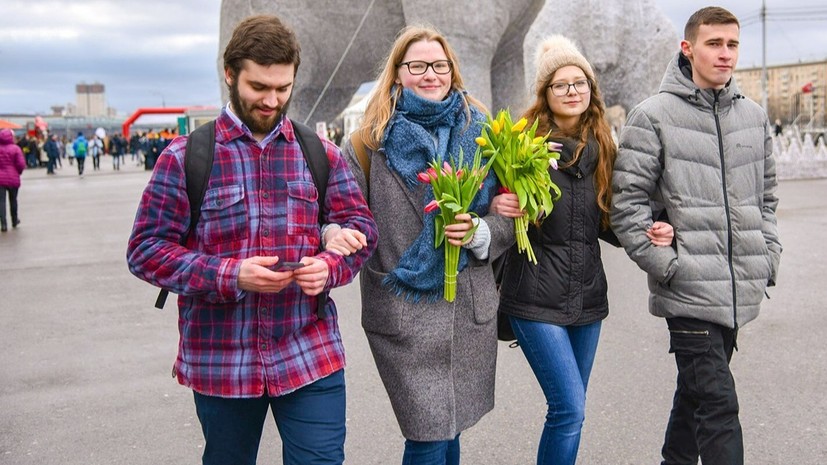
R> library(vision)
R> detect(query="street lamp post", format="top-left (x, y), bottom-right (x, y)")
top-left (150, 91), bottom-right (166, 108)
top-left (760, 0), bottom-right (768, 113)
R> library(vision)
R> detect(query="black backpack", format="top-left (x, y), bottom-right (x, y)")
top-left (154, 119), bottom-right (330, 318)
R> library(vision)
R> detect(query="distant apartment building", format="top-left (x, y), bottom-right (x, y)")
top-left (75, 82), bottom-right (108, 117)
top-left (734, 60), bottom-right (826, 127)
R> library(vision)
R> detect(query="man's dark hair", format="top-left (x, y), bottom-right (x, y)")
top-left (684, 7), bottom-right (740, 42)
top-left (223, 15), bottom-right (301, 79)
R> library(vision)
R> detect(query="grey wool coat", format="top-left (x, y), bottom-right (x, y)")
top-left (342, 140), bottom-right (514, 441)
top-left (611, 52), bottom-right (782, 329)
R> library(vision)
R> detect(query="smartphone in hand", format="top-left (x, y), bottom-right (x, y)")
top-left (269, 261), bottom-right (306, 271)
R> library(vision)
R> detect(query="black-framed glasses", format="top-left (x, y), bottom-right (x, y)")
top-left (548, 80), bottom-right (591, 96)
top-left (397, 60), bottom-right (453, 75)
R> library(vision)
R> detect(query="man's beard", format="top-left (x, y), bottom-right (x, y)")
top-left (228, 80), bottom-right (291, 135)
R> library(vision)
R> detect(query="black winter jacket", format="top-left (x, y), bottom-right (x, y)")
top-left (498, 136), bottom-right (617, 326)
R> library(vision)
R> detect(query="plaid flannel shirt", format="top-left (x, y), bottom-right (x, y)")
top-left (127, 110), bottom-right (377, 397)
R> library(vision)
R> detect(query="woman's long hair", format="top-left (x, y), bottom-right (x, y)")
top-left (522, 71), bottom-right (616, 229)
top-left (358, 25), bottom-right (487, 150)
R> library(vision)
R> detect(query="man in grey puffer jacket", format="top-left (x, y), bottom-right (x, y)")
top-left (611, 7), bottom-right (782, 465)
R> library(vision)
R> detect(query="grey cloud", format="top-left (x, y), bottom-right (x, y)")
top-left (2, 0), bottom-right (825, 115)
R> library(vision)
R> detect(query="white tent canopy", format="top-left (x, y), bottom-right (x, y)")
top-left (339, 81), bottom-right (376, 137)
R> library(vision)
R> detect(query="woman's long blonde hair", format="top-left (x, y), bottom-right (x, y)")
top-left (522, 70), bottom-right (616, 229)
top-left (358, 25), bottom-right (486, 150)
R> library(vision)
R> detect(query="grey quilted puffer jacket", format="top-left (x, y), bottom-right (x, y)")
top-left (611, 52), bottom-right (782, 329)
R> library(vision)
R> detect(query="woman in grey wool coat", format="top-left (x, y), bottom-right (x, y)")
top-left (323, 25), bottom-right (518, 465)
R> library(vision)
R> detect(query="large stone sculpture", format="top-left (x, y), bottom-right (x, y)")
top-left (524, 0), bottom-right (678, 112)
top-left (219, 0), bottom-right (544, 125)
top-left (218, 0), bottom-right (677, 125)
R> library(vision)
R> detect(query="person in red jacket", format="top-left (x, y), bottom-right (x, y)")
top-left (0, 129), bottom-right (26, 232)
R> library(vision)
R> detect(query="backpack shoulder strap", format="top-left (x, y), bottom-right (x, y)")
top-left (291, 120), bottom-right (329, 225)
top-left (350, 130), bottom-right (371, 187)
top-left (290, 119), bottom-right (330, 318)
top-left (154, 120), bottom-right (216, 309)
top-left (184, 121), bottom-right (216, 233)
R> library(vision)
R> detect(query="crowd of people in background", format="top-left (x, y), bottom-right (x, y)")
top-left (8, 128), bottom-right (180, 177)
top-left (0, 126), bottom-right (181, 234)
top-left (8, 124), bottom-right (354, 178)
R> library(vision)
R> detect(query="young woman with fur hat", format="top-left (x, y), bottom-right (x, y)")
top-left (492, 35), bottom-right (673, 464)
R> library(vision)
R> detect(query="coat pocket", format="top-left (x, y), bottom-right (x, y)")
top-left (360, 265), bottom-right (404, 336)
top-left (468, 265), bottom-right (497, 325)
top-left (761, 242), bottom-right (773, 283)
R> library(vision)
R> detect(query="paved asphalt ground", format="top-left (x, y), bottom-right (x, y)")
top-left (1, 157), bottom-right (825, 465)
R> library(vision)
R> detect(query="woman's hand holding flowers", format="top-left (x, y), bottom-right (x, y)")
top-left (489, 192), bottom-right (524, 218)
top-left (444, 213), bottom-right (475, 246)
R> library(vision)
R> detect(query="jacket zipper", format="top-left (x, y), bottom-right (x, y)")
top-left (713, 92), bottom-right (739, 333)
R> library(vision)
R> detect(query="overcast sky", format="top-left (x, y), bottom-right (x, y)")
top-left (1, 0), bottom-right (825, 116)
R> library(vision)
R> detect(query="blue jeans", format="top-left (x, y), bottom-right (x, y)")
top-left (402, 434), bottom-right (460, 465)
top-left (193, 369), bottom-right (346, 465)
top-left (509, 316), bottom-right (602, 465)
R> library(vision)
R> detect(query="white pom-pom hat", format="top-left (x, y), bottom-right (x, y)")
top-left (534, 35), bottom-right (595, 92)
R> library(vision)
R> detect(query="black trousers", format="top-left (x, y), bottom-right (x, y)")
top-left (661, 317), bottom-right (743, 465)
top-left (0, 186), bottom-right (19, 228)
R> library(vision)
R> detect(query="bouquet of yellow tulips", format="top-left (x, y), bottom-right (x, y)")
top-left (476, 109), bottom-right (561, 264)
top-left (418, 147), bottom-right (497, 302)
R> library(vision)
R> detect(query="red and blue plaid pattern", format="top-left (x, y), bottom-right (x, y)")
top-left (127, 110), bottom-right (377, 397)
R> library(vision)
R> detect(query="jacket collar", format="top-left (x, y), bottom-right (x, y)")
top-left (659, 52), bottom-right (743, 110)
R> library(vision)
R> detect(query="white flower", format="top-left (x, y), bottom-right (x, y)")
top-left (547, 141), bottom-right (564, 151)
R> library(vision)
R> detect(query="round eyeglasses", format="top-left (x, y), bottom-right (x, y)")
top-left (548, 80), bottom-right (591, 97)
top-left (398, 60), bottom-right (453, 75)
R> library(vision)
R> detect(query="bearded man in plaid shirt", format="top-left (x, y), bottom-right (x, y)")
top-left (127, 15), bottom-right (377, 465)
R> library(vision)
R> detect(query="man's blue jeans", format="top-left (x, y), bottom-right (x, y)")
top-left (192, 369), bottom-right (346, 465)
top-left (402, 433), bottom-right (460, 465)
top-left (510, 316), bottom-right (602, 465)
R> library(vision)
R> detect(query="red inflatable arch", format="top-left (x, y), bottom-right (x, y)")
top-left (121, 107), bottom-right (187, 138)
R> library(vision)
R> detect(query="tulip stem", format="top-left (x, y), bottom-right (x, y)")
top-left (444, 243), bottom-right (460, 302)
top-left (515, 214), bottom-right (536, 265)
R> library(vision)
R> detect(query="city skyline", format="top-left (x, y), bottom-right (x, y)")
top-left (1, 0), bottom-right (826, 116)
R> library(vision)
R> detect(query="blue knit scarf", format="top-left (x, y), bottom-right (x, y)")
top-left (382, 88), bottom-right (497, 301)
